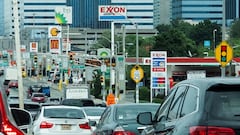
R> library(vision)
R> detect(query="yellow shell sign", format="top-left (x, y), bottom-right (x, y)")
top-left (48, 26), bottom-right (62, 38)
top-left (50, 28), bottom-right (59, 36)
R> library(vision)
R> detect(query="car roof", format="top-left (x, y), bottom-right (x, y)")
top-left (109, 103), bottom-right (160, 107)
top-left (175, 77), bottom-right (240, 90)
top-left (43, 105), bottom-right (83, 110)
top-left (81, 106), bottom-right (106, 109)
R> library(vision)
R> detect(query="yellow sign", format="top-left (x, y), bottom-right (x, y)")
top-left (215, 41), bottom-right (233, 67)
top-left (50, 28), bottom-right (59, 36)
top-left (130, 65), bottom-right (144, 83)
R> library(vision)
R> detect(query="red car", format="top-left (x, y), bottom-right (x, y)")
top-left (31, 93), bottom-right (47, 103)
top-left (8, 80), bottom-right (18, 88)
top-left (0, 80), bottom-right (32, 135)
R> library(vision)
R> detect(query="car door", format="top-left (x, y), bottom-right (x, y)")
top-left (153, 85), bottom-right (187, 135)
top-left (95, 107), bottom-right (112, 135)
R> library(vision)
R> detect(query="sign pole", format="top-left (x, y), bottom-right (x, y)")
top-left (221, 0), bottom-right (226, 77)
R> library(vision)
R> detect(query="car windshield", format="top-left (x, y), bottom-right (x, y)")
top-left (83, 108), bottom-right (105, 116)
top-left (33, 94), bottom-right (44, 97)
top-left (44, 108), bottom-right (85, 119)
top-left (116, 105), bottom-right (158, 121)
top-left (208, 89), bottom-right (240, 121)
top-left (61, 99), bottom-right (95, 107)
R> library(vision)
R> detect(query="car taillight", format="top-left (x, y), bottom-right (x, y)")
top-left (79, 122), bottom-right (91, 129)
top-left (113, 126), bottom-right (136, 135)
top-left (40, 121), bottom-right (53, 128)
top-left (1, 121), bottom-right (25, 135)
top-left (190, 126), bottom-right (236, 135)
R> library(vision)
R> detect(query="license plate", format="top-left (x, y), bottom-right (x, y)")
top-left (61, 124), bottom-right (71, 130)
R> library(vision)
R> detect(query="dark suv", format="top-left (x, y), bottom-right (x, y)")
top-left (61, 98), bottom-right (95, 107)
top-left (137, 77), bottom-right (240, 135)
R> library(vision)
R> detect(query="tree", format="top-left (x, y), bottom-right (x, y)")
top-left (153, 28), bottom-right (198, 57)
top-left (230, 19), bottom-right (240, 39)
top-left (190, 20), bottom-right (221, 49)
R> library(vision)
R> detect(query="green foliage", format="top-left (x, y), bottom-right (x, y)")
top-left (90, 70), bottom-right (102, 99)
top-left (190, 20), bottom-right (221, 48)
top-left (153, 28), bottom-right (197, 57)
top-left (139, 86), bottom-right (150, 101)
top-left (230, 20), bottom-right (240, 38)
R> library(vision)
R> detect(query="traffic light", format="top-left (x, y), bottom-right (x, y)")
top-left (69, 54), bottom-right (73, 60)
top-left (111, 57), bottom-right (116, 67)
top-left (52, 59), bottom-right (55, 65)
top-left (221, 45), bottom-right (227, 62)
top-left (100, 76), bottom-right (104, 85)
top-left (33, 55), bottom-right (38, 63)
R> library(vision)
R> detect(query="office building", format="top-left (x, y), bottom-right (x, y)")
top-left (23, 0), bottom-right (66, 28)
top-left (172, 0), bottom-right (239, 26)
top-left (66, 0), bottom-right (111, 29)
top-left (111, 0), bottom-right (154, 29)
top-left (0, 0), bottom-right (4, 35)
top-left (153, 0), bottom-right (172, 28)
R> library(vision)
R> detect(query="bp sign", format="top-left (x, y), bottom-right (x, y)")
top-left (97, 48), bottom-right (110, 58)
top-left (215, 41), bottom-right (233, 67)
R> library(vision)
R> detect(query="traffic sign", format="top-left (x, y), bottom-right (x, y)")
top-left (215, 41), bottom-right (233, 67)
top-left (130, 65), bottom-right (144, 83)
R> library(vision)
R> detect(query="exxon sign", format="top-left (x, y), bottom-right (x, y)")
top-left (98, 5), bottom-right (127, 21)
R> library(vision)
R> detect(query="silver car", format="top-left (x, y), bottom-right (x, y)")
top-left (32, 105), bottom-right (93, 135)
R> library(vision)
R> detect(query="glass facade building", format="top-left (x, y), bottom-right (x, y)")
top-left (172, 0), bottom-right (239, 26)
top-left (111, 0), bottom-right (154, 29)
top-left (23, 0), bottom-right (66, 28)
top-left (0, 0), bottom-right (4, 35)
top-left (66, 0), bottom-right (111, 29)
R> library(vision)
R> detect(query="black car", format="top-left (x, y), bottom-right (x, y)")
top-left (92, 103), bottom-right (159, 135)
top-left (137, 77), bottom-right (240, 135)
top-left (9, 100), bottom-right (41, 119)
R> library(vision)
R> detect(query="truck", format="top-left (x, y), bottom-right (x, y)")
top-left (3, 67), bottom-right (18, 85)
top-left (64, 84), bottom-right (90, 99)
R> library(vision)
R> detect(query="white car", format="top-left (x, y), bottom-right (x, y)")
top-left (32, 105), bottom-right (93, 135)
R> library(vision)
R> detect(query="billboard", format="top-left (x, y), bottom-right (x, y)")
top-left (99, 5), bottom-right (127, 21)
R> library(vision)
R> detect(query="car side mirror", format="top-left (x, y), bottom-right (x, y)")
top-left (11, 108), bottom-right (33, 133)
top-left (137, 112), bottom-right (152, 125)
top-left (89, 120), bottom-right (97, 126)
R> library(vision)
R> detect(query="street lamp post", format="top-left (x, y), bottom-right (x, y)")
top-left (213, 29), bottom-right (217, 49)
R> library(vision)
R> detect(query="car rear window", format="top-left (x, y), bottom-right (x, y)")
top-left (116, 105), bottom-right (159, 121)
top-left (44, 108), bottom-right (85, 119)
top-left (207, 90), bottom-right (240, 121)
top-left (61, 99), bottom-right (95, 107)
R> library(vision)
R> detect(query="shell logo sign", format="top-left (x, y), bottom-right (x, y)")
top-left (48, 26), bottom-right (62, 38)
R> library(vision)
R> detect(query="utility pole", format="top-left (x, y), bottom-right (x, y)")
top-left (13, 0), bottom-right (24, 109)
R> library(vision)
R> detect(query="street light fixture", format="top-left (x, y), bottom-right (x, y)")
top-left (213, 29), bottom-right (217, 49)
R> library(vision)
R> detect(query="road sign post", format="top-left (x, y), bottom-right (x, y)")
top-left (215, 41), bottom-right (233, 77)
